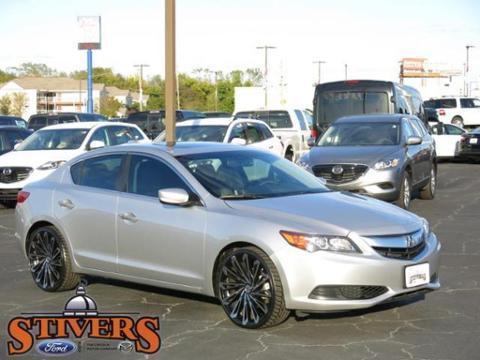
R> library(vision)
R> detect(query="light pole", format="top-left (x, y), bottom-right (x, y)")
top-left (466, 45), bottom-right (475, 96)
top-left (313, 60), bottom-right (326, 85)
top-left (256, 45), bottom-right (276, 108)
top-left (165, 0), bottom-right (176, 147)
top-left (344, 64), bottom-right (348, 80)
top-left (134, 64), bottom-right (149, 111)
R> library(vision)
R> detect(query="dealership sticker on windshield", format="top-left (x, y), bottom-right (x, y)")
top-left (405, 263), bottom-right (430, 288)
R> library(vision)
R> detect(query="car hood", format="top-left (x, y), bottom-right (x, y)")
top-left (0, 149), bottom-right (83, 168)
top-left (225, 191), bottom-right (421, 237)
top-left (306, 146), bottom-right (400, 165)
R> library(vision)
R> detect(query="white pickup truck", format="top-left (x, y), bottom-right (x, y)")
top-left (424, 97), bottom-right (480, 128)
top-left (233, 109), bottom-right (312, 162)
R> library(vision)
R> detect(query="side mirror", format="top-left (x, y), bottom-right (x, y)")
top-left (14, 142), bottom-right (22, 150)
top-left (158, 188), bottom-right (200, 207)
top-left (406, 136), bottom-right (422, 146)
top-left (230, 137), bottom-right (247, 146)
top-left (88, 140), bottom-right (106, 150)
top-left (307, 137), bottom-right (316, 148)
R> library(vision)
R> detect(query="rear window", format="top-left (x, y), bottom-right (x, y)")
top-left (424, 99), bottom-right (457, 109)
top-left (235, 111), bottom-right (293, 129)
top-left (460, 98), bottom-right (480, 108)
top-left (0, 118), bottom-right (15, 126)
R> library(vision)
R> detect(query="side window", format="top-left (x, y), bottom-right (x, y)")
top-left (30, 117), bottom-right (46, 129)
top-left (402, 120), bottom-right (415, 140)
top-left (47, 117), bottom-right (59, 126)
top-left (245, 123), bottom-right (265, 144)
top-left (128, 155), bottom-right (189, 197)
top-left (411, 118), bottom-right (427, 136)
top-left (407, 119), bottom-right (422, 137)
top-left (70, 155), bottom-right (124, 191)
top-left (107, 126), bottom-right (142, 146)
top-left (5, 131), bottom-right (28, 147)
top-left (258, 123), bottom-right (273, 139)
top-left (59, 115), bottom-right (77, 123)
top-left (294, 110), bottom-right (308, 130)
top-left (444, 124), bottom-right (464, 135)
top-left (229, 123), bottom-right (247, 141)
top-left (88, 127), bottom-right (109, 146)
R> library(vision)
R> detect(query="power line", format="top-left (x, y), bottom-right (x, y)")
top-left (133, 64), bottom-right (150, 111)
top-left (256, 45), bottom-right (276, 108)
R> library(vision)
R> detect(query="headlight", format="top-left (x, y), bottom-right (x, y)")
top-left (280, 231), bottom-right (360, 253)
top-left (373, 158), bottom-right (399, 170)
top-left (37, 160), bottom-right (67, 170)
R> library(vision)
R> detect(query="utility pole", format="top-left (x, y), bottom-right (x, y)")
top-left (165, 0), bottom-right (176, 147)
top-left (134, 64), bottom-right (149, 111)
top-left (466, 45), bottom-right (474, 96)
top-left (345, 64), bottom-right (348, 80)
top-left (256, 45), bottom-right (276, 108)
top-left (313, 60), bottom-right (326, 85)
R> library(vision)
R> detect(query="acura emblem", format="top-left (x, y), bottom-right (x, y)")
top-left (332, 165), bottom-right (344, 175)
top-left (2, 168), bottom-right (12, 176)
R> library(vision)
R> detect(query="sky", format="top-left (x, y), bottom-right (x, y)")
top-left (0, 0), bottom-right (479, 106)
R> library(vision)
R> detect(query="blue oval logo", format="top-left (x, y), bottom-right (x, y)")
top-left (36, 340), bottom-right (77, 356)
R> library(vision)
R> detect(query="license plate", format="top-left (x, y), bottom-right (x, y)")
top-left (470, 138), bottom-right (478, 144)
top-left (405, 263), bottom-right (429, 288)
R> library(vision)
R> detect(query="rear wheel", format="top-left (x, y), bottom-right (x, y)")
top-left (27, 226), bottom-right (80, 292)
top-left (452, 116), bottom-right (464, 128)
top-left (216, 246), bottom-right (290, 329)
top-left (396, 172), bottom-right (412, 209)
top-left (420, 166), bottom-right (436, 200)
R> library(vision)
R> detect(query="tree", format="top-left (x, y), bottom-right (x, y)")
top-left (10, 93), bottom-right (28, 117)
top-left (100, 96), bottom-right (122, 118)
top-left (0, 70), bottom-right (15, 84)
top-left (12, 63), bottom-right (58, 77)
top-left (0, 95), bottom-right (11, 115)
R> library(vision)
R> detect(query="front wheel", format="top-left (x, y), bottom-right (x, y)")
top-left (420, 166), bottom-right (436, 200)
top-left (216, 246), bottom-right (290, 329)
top-left (396, 172), bottom-right (412, 209)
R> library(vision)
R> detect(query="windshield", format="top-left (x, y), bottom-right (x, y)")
top-left (175, 125), bottom-right (228, 142)
top-left (177, 150), bottom-right (329, 199)
top-left (16, 129), bottom-right (89, 151)
top-left (318, 122), bottom-right (400, 146)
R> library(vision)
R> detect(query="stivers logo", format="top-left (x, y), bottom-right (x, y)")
top-left (6, 285), bottom-right (161, 356)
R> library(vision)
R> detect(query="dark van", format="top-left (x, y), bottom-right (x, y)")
top-left (312, 80), bottom-right (425, 138)
top-left (28, 112), bottom-right (106, 131)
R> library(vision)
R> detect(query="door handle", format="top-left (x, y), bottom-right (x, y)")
top-left (119, 212), bottom-right (138, 223)
top-left (58, 199), bottom-right (74, 209)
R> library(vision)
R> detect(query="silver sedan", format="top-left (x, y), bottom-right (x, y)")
top-left (15, 143), bottom-right (441, 329)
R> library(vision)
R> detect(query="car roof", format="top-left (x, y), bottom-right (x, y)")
top-left (40, 121), bottom-right (130, 131)
top-left (334, 114), bottom-right (406, 124)
top-left (177, 117), bottom-right (233, 126)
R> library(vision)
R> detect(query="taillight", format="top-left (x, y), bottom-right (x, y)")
top-left (311, 128), bottom-right (318, 139)
top-left (345, 80), bottom-right (360, 85)
top-left (460, 134), bottom-right (468, 143)
top-left (16, 191), bottom-right (30, 204)
top-left (438, 109), bottom-right (446, 116)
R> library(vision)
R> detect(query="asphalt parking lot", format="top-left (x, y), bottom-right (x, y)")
top-left (0, 162), bottom-right (479, 360)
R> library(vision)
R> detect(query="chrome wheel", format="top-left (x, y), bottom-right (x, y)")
top-left (28, 229), bottom-right (64, 291)
top-left (219, 251), bottom-right (274, 328)
top-left (430, 168), bottom-right (436, 194)
top-left (403, 176), bottom-right (411, 208)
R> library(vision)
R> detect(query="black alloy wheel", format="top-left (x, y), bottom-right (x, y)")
top-left (217, 246), bottom-right (289, 329)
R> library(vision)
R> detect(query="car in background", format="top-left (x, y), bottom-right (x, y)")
top-left (430, 122), bottom-right (466, 159)
top-left (0, 122), bottom-right (147, 207)
top-left (456, 127), bottom-right (480, 161)
top-left (155, 118), bottom-right (284, 157)
top-left (0, 127), bottom-right (32, 155)
top-left (298, 115), bottom-right (437, 209)
top-left (424, 107), bottom-right (439, 123)
top-left (423, 97), bottom-right (480, 128)
top-left (234, 109), bottom-right (311, 162)
top-left (312, 80), bottom-right (426, 138)
top-left (203, 111), bottom-right (232, 118)
top-left (0, 115), bottom-right (28, 128)
top-left (28, 112), bottom-right (107, 131)
top-left (125, 110), bottom-right (205, 139)
top-left (16, 142), bottom-right (440, 329)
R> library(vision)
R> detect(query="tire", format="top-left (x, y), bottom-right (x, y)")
top-left (27, 225), bottom-right (80, 292)
top-left (420, 166), bottom-right (437, 200)
top-left (395, 172), bottom-right (412, 209)
top-left (285, 148), bottom-right (294, 162)
top-left (452, 116), bottom-right (464, 128)
top-left (215, 246), bottom-right (290, 329)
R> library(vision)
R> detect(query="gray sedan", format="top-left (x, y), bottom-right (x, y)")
top-left (15, 143), bottom-right (440, 328)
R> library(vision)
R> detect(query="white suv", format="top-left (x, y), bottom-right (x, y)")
top-left (424, 97), bottom-right (480, 128)
top-left (233, 109), bottom-right (312, 162)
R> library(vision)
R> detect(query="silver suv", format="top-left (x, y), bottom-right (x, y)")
top-left (298, 114), bottom-right (437, 209)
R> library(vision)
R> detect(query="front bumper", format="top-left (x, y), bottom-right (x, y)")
top-left (272, 232), bottom-right (441, 312)
top-left (325, 167), bottom-right (401, 202)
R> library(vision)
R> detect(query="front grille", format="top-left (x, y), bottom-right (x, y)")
top-left (0, 167), bottom-right (32, 184)
top-left (309, 285), bottom-right (388, 300)
top-left (373, 241), bottom-right (426, 260)
top-left (312, 164), bottom-right (368, 184)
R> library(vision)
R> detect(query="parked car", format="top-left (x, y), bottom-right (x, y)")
top-left (0, 127), bottom-right (32, 155)
top-left (16, 142), bottom-right (440, 329)
top-left (0, 122), bottom-right (147, 206)
top-left (125, 110), bottom-right (205, 139)
top-left (298, 114), bottom-right (437, 209)
top-left (455, 127), bottom-right (480, 161)
top-left (203, 111), bottom-right (232, 118)
top-left (423, 97), bottom-right (480, 128)
top-left (234, 109), bottom-right (311, 162)
top-left (155, 118), bottom-right (284, 157)
top-left (312, 80), bottom-right (425, 138)
top-left (0, 115), bottom-right (28, 128)
top-left (28, 112), bottom-right (107, 131)
top-left (430, 122), bottom-right (466, 158)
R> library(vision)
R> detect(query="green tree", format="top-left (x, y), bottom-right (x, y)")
top-left (0, 70), bottom-right (15, 83)
top-left (100, 96), bottom-right (122, 118)
top-left (0, 95), bottom-right (11, 115)
top-left (12, 63), bottom-right (58, 77)
top-left (10, 93), bottom-right (28, 117)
